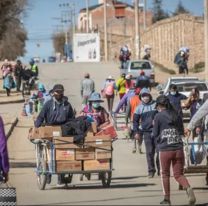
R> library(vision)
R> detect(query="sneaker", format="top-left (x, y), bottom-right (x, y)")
top-left (160, 199), bottom-right (171, 205)
top-left (148, 172), bottom-right (155, 178)
top-left (132, 149), bottom-right (136, 153)
top-left (138, 148), bottom-right (143, 154)
top-left (186, 187), bottom-right (196, 205)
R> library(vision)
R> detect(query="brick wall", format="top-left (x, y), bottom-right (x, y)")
top-left (140, 14), bottom-right (204, 71)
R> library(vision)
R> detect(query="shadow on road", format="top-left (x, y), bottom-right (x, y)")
top-left (10, 161), bottom-right (36, 168)
top-left (49, 182), bottom-right (155, 191)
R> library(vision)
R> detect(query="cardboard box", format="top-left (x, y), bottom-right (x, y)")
top-left (55, 149), bottom-right (75, 161)
top-left (56, 161), bottom-right (82, 173)
top-left (96, 147), bottom-right (112, 160)
top-left (29, 126), bottom-right (62, 140)
top-left (75, 148), bottom-right (95, 160)
top-left (85, 135), bottom-right (112, 148)
top-left (84, 159), bottom-right (110, 171)
top-left (53, 137), bottom-right (77, 149)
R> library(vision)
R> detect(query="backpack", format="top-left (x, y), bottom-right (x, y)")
top-left (105, 83), bottom-right (114, 95)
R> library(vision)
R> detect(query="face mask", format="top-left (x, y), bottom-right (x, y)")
top-left (141, 96), bottom-right (150, 103)
top-left (92, 103), bottom-right (100, 109)
top-left (170, 91), bottom-right (176, 95)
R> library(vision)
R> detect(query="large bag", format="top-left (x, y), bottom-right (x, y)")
top-left (0, 172), bottom-right (16, 206)
top-left (105, 83), bottom-right (114, 96)
top-left (190, 135), bottom-right (207, 165)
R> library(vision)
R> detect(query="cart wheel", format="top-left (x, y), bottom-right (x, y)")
top-left (37, 159), bottom-right (47, 190)
top-left (36, 144), bottom-right (47, 190)
top-left (65, 174), bottom-right (73, 184)
top-left (101, 172), bottom-right (112, 188)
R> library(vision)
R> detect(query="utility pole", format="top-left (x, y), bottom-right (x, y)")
top-left (143, 0), bottom-right (146, 30)
top-left (205, 0), bottom-right (208, 80)
top-left (86, 0), bottom-right (89, 33)
top-left (135, 0), bottom-right (140, 59)
top-left (104, 0), bottom-right (108, 61)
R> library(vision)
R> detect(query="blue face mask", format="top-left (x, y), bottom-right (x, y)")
top-left (170, 91), bottom-right (176, 95)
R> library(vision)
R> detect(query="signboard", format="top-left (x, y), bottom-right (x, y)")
top-left (73, 33), bottom-right (100, 62)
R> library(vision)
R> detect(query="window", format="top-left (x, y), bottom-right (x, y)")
top-left (130, 62), bottom-right (151, 70)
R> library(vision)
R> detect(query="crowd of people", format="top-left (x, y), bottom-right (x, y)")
top-left (0, 58), bottom-right (39, 96)
top-left (1, 48), bottom-right (207, 205)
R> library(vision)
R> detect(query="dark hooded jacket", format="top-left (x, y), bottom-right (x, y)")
top-left (35, 97), bottom-right (74, 127)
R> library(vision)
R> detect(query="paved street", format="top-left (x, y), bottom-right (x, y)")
top-left (4, 62), bottom-right (208, 205)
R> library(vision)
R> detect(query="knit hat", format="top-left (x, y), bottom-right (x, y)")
top-left (140, 88), bottom-right (150, 96)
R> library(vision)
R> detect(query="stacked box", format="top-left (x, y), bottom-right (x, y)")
top-left (56, 161), bottom-right (82, 173)
top-left (85, 134), bottom-right (112, 148)
top-left (28, 126), bottom-right (62, 140)
top-left (95, 147), bottom-right (112, 160)
top-left (53, 136), bottom-right (81, 149)
top-left (75, 148), bottom-right (95, 160)
top-left (84, 159), bottom-right (110, 171)
top-left (55, 149), bottom-right (75, 161)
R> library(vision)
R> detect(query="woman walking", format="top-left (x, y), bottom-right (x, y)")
top-left (153, 95), bottom-right (196, 206)
top-left (101, 75), bottom-right (117, 113)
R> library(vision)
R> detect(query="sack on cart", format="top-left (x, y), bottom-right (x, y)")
top-left (190, 136), bottom-right (207, 165)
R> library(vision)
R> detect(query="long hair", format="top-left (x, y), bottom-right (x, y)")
top-left (156, 95), bottom-right (179, 127)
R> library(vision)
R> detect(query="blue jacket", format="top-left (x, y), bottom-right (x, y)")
top-left (153, 110), bottom-right (184, 151)
top-left (133, 100), bottom-right (157, 133)
top-left (114, 89), bottom-right (135, 113)
top-left (167, 92), bottom-right (187, 116)
top-left (35, 97), bottom-right (74, 127)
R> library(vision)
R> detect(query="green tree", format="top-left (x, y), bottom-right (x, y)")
top-left (173, 0), bottom-right (190, 16)
top-left (52, 32), bottom-right (65, 56)
top-left (152, 0), bottom-right (169, 23)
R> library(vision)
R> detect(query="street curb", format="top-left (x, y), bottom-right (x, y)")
top-left (0, 99), bottom-right (24, 104)
top-left (6, 117), bottom-right (18, 139)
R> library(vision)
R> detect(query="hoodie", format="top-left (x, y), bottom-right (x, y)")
top-left (35, 96), bottom-right (74, 127)
top-left (133, 88), bottom-right (157, 133)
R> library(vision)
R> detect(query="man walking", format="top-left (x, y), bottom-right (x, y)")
top-left (14, 59), bottom-right (23, 92)
top-left (80, 73), bottom-right (95, 108)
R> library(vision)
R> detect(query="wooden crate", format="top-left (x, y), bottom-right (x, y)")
top-left (56, 160), bottom-right (82, 173)
top-left (85, 135), bottom-right (112, 148)
top-left (75, 148), bottom-right (95, 160)
top-left (53, 137), bottom-right (81, 149)
top-left (96, 147), bottom-right (112, 160)
top-left (84, 159), bottom-right (110, 171)
top-left (55, 149), bottom-right (75, 161)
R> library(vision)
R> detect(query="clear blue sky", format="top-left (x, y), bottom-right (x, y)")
top-left (23, 0), bottom-right (204, 62)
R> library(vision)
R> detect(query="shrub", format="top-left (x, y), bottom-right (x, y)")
top-left (191, 61), bottom-right (205, 73)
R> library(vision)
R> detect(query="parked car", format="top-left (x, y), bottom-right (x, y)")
top-left (120, 59), bottom-right (155, 85)
top-left (48, 56), bottom-right (56, 63)
top-left (157, 76), bottom-right (208, 119)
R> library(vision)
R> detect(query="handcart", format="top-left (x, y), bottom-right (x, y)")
top-left (181, 139), bottom-right (208, 188)
top-left (29, 126), bottom-right (117, 190)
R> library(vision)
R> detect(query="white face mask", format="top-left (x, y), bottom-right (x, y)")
top-left (141, 96), bottom-right (150, 103)
top-left (170, 91), bottom-right (176, 95)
